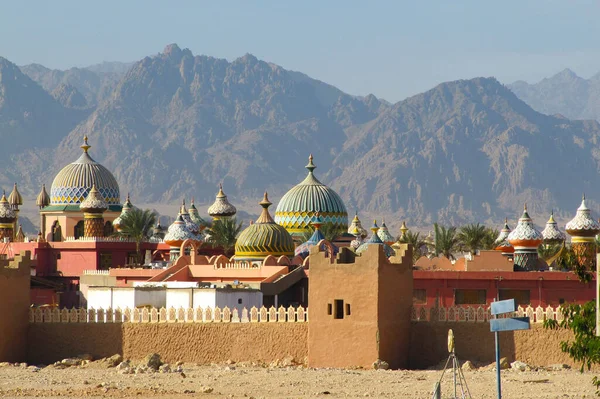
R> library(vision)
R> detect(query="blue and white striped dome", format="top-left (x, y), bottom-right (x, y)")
top-left (274, 155), bottom-right (348, 235)
top-left (50, 137), bottom-right (120, 206)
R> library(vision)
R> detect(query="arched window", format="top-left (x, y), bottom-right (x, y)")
top-left (51, 221), bottom-right (62, 242)
top-left (74, 220), bottom-right (84, 239)
top-left (103, 221), bottom-right (114, 237)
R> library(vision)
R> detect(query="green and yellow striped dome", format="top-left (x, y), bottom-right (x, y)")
top-left (50, 136), bottom-right (120, 205)
top-left (274, 155), bottom-right (348, 235)
top-left (235, 192), bottom-right (295, 260)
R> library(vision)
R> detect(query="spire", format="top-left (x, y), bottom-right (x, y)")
top-left (36, 184), bottom-right (50, 209)
top-left (256, 192), bottom-right (275, 224)
top-left (180, 198), bottom-right (188, 214)
top-left (81, 135), bottom-right (91, 153)
top-left (305, 154), bottom-right (316, 174)
top-left (8, 183), bottom-right (22, 206)
top-left (217, 183), bottom-right (226, 198)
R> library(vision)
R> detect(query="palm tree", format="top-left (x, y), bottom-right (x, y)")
top-left (116, 208), bottom-right (157, 265)
top-left (206, 217), bottom-right (243, 256)
top-left (301, 223), bottom-right (345, 243)
top-left (457, 223), bottom-right (488, 255)
top-left (538, 243), bottom-right (563, 263)
top-left (398, 230), bottom-right (425, 263)
top-left (434, 223), bottom-right (460, 260)
top-left (481, 227), bottom-right (499, 250)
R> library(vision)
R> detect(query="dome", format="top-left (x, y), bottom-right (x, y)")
top-left (152, 219), bottom-right (165, 240)
top-left (348, 212), bottom-right (368, 238)
top-left (235, 192), bottom-right (295, 260)
top-left (207, 184), bottom-right (237, 218)
top-left (275, 155), bottom-right (348, 235)
top-left (36, 184), bottom-right (50, 209)
top-left (50, 136), bottom-right (120, 205)
top-left (356, 220), bottom-right (395, 258)
top-left (507, 205), bottom-right (543, 248)
top-left (377, 219), bottom-right (395, 245)
top-left (542, 211), bottom-right (566, 243)
top-left (349, 226), bottom-right (363, 249)
top-left (79, 185), bottom-right (108, 213)
top-left (493, 218), bottom-right (514, 253)
top-left (179, 200), bottom-right (203, 241)
top-left (0, 192), bottom-right (16, 222)
top-left (8, 183), bottom-right (22, 207)
top-left (189, 199), bottom-right (208, 228)
top-left (565, 195), bottom-right (600, 237)
top-left (113, 194), bottom-right (133, 230)
top-left (164, 214), bottom-right (198, 247)
top-left (295, 214), bottom-right (338, 258)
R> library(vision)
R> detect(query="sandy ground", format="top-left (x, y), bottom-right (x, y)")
top-left (0, 361), bottom-right (596, 399)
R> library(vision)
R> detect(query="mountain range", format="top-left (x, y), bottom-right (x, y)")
top-left (2, 44), bottom-right (600, 234)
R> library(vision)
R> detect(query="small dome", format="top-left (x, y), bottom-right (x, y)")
top-left (356, 220), bottom-right (395, 258)
top-left (275, 155), bottom-right (348, 235)
top-left (295, 214), bottom-right (338, 258)
top-left (493, 218), bottom-right (514, 253)
top-left (8, 183), bottom-right (22, 207)
top-left (179, 199), bottom-right (203, 241)
top-left (36, 184), bottom-right (50, 209)
top-left (235, 192), bottom-right (295, 260)
top-left (0, 192), bottom-right (16, 222)
top-left (189, 198), bottom-right (208, 228)
top-left (348, 212), bottom-right (368, 238)
top-left (377, 219), bottom-right (395, 245)
top-left (207, 184), bottom-right (237, 218)
top-left (79, 185), bottom-right (108, 212)
top-left (113, 193), bottom-right (133, 230)
top-left (51, 136), bottom-right (120, 205)
top-left (152, 219), bottom-right (165, 239)
top-left (164, 214), bottom-right (198, 247)
top-left (507, 205), bottom-right (543, 248)
top-left (565, 195), bottom-right (600, 237)
top-left (542, 211), bottom-right (566, 243)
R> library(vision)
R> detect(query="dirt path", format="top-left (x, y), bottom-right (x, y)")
top-left (0, 362), bottom-right (595, 398)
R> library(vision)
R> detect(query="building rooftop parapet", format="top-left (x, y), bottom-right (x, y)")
top-left (65, 236), bottom-right (164, 243)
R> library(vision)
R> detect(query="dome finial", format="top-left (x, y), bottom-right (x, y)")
top-left (256, 192), bottom-right (275, 224)
top-left (260, 192), bottom-right (272, 209)
top-left (306, 154), bottom-right (316, 173)
top-left (524, 202), bottom-right (527, 212)
top-left (81, 135), bottom-right (91, 153)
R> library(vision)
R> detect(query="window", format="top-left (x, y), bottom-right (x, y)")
top-left (455, 289), bottom-right (486, 305)
top-left (127, 252), bottom-right (137, 265)
top-left (51, 221), bottom-right (62, 242)
top-left (99, 253), bottom-right (112, 270)
top-left (345, 303), bottom-right (351, 316)
top-left (334, 299), bottom-right (344, 319)
top-left (413, 289), bottom-right (427, 304)
top-left (237, 298), bottom-right (242, 304)
top-left (103, 221), bottom-right (114, 237)
top-left (499, 289), bottom-right (530, 306)
top-left (327, 304), bottom-right (332, 315)
top-left (74, 221), bottom-right (84, 240)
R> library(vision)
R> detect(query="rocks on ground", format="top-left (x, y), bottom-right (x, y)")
top-left (373, 359), bottom-right (389, 370)
top-left (461, 360), bottom-right (476, 371)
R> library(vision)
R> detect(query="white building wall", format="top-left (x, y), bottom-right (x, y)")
top-left (166, 288), bottom-right (193, 309)
top-left (134, 289), bottom-right (166, 308)
top-left (111, 288), bottom-right (136, 309)
top-left (192, 289), bottom-right (217, 309)
top-left (87, 287), bottom-right (113, 310)
top-left (215, 290), bottom-right (263, 313)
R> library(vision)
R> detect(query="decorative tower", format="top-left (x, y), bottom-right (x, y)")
top-left (399, 221), bottom-right (409, 241)
top-left (163, 215), bottom-right (198, 260)
top-left (350, 226), bottom-right (363, 250)
top-left (493, 218), bottom-right (514, 258)
top-left (112, 193), bottom-right (133, 232)
top-left (188, 198), bottom-right (208, 228)
top-left (507, 205), bottom-right (544, 271)
top-left (541, 211), bottom-right (566, 245)
top-left (0, 192), bottom-right (16, 241)
top-left (348, 212), bottom-right (368, 239)
top-left (356, 220), bottom-right (395, 258)
top-left (7, 183), bottom-right (22, 238)
top-left (79, 185), bottom-right (108, 238)
top-left (36, 184), bottom-right (50, 233)
top-left (207, 184), bottom-right (237, 221)
top-left (565, 195), bottom-right (600, 269)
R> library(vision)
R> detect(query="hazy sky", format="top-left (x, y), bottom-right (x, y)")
top-left (2, 0), bottom-right (600, 102)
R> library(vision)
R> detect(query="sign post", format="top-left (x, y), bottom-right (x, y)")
top-left (490, 299), bottom-right (530, 399)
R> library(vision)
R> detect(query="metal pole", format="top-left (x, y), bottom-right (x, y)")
top-left (453, 352), bottom-right (457, 399)
top-left (596, 254), bottom-right (600, 337)
top-left (495, 330), bottom-right (501, 399)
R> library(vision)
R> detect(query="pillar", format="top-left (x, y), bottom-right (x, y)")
top-left (513, 247), bottom-right (540, 271)
top-left (571, 237), bottom-right (596, 269)
top-left (83, 213), bottom-right (105, 238)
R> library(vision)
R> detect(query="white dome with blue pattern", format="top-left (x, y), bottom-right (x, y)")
top-left (50, 136), bottom-right (120, 206)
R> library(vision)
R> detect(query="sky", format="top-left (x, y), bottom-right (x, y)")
top-left (2, 0), bottom-right (600, 102)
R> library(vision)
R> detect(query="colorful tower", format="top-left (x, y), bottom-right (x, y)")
top-left (399, 221), bottom-right (409, 241)
top-left (565, 195), bottom-right (600, 269)
top-left (493, 218), bottom-right (514, 258)
top-left (163, 214), bottom-right (197, 260)
top-left (36, 184), bottom-right (50, 237)
top-left (79, 185), bottom-right (108, 238)
top-left (377, 218), bottom-right (396, 246)
top-left (348, 212), bottom-right (368, 239)
top-left (112, 193), bottom-right (133, 232)
top-left (356, 220), bottom-right (395, 258)
top-left (507, 205), bottom-right (543, 271)
top-left (7, 183), bottom-right (22, 238)
top-left (0, 192), bottom-right (16, 241)
top-left (541, 211), bottom-right (566, 245)
top-left (188, 198), bottom-right (208, 228)
top-left (207, 184), bottom-right (237, 221)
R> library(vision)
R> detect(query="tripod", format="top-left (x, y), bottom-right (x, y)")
top-left (432, 330), bottom-right (472, 399)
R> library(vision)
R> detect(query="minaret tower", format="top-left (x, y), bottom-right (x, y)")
top-left (493, 218), bottom-right (514, 258)
top-left (507, 204), bottom-right (543, 271)
top-left (0, 191), bottom-right (16, 241)
top-left (7, 183), bottom-right (22, 238)
top-left (565, 195), bottom-right (600, 269)
top-left (79, 185), bottom-right (108, 238)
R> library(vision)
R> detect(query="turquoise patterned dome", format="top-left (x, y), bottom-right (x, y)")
top-left (50, 137), bottom-right (120, 206)
top-left (274, 155), bottom-right (348, 235)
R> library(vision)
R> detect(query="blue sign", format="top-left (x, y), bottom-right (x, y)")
top-left (490, 317), bottom-right (531, 332)
top-left (490, 299), bottom-right (516, 316)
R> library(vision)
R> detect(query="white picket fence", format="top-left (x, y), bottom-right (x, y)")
top-left (411, 304), bottom-right (564, 324)
top-left (30, 305), bottom-right (308, 324)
